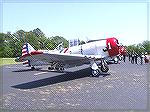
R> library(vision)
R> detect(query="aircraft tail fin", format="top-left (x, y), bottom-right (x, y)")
top-left (22, 43), bottom-right (35, 56)
top-left (21, 43), bottom-right (35, 66)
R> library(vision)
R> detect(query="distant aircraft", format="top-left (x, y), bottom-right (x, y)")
top-left (15, 37), bottom-right (121, 77)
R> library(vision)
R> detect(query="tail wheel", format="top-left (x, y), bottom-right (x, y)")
top-left (91, 69), bottom-right (100, 77)
top-left (31, 66), bottom-right (35, 70)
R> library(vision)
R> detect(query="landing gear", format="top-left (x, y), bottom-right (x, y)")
top-left (90, 61), bottom-right (100, 77)
top-left (48, 63), bottom-right (65, 72)
top-left (100, 60), bottom-right (109, 73)
top-left (48, 67), bottom-right (64, 72)
top-left (91, 69), bottom-right (100, 77)
top-left (59, 67), bottom-right (64, 71)
top-left (48, 67), bottom-right (54, 70)
top-left (90, 59), bottom-right (109, 77)
top-left (100, 64), bottom-right (109, 72)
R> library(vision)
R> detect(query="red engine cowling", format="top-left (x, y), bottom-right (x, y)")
top-left (106, 37), bottom-right (119, 57)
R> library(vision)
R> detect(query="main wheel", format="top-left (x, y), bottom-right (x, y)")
top-left (48, 67), bottom-right (54, 70)
top-left (101, 64), bottom-right (109, 73)
top-left (59, 67), bottom-right (64, 71)
top-left (55, 67), bottom-right (59, 71)
top-left (91, 69), bottom-right (100, 77)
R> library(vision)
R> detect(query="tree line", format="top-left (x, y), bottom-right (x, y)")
top-left (0, 28), bottom-right (149, 58)
top-left (126, 41), bottom-right (150, 55)
top-left (0, 28), bottom-right (69, 58)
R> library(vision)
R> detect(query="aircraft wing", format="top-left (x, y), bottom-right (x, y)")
top-left (20, 51), bottom-right (103, 65)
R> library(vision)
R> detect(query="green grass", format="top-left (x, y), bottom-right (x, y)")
top-left (0, 58), bottom-right (19, 66)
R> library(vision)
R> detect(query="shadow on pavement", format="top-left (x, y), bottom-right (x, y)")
top-left (12, 67), bottom-right (110, 89)
top-left (12, 68), bottom-right (42, 72)
top-left (12, 68), bottom-right (64, 73)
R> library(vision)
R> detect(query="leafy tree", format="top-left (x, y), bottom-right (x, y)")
top-left (126, 40), bottom-right (150, 55)
top-left (25, 32), bottom-right (40, 50)
top-left (3, 43), bottom-right (14, 58)
top-left (50, 36), bottom-right (69, 48)
top-left (33, 28), bottom-right (45, 37)
top-left (0, 33), bottom-right (5, 57)
top-left (142, 40), bottom-right (150, 54)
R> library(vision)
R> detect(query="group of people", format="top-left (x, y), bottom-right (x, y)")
top-left (126, 52), bottom-right (149, 64)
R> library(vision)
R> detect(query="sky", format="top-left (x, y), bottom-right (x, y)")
top-left (1, 0), bottom-right (150, 45)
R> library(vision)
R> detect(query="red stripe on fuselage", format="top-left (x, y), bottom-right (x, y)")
top-left (30, 51), bottom-right (43, 55)
top-left (22, 51), bottom-right (26, 53)
top-left (64, 48), bottom-right (69, 53)
top-left (20, 50), bottom-right (43, 61)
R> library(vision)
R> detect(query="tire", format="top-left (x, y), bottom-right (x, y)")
top-left (91, 69), bottom-right (100, 77)
top-left (31, 66), bottom-right (35, 70)
top-left (101, 64), bottom-right (109, 73)
top-left (55, 67), bottom-right (59, 71)
top-left (48, 67), bottom-right (54, 70)
top-left (59, 67), bottom-right (64, 71)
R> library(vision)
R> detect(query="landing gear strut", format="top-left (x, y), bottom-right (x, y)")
top-left (90, 61), bottom-right (100, 77)
top-left (48, 66), bottom-right (54, 70)
top-left (100, 60), bottom-right (109, 73)
top-left (90, 59), bottom-right (109, 77)
top-left (91, 69), bottom-right (100, 77)
top-left (48, 63), bottom-right (65, 72)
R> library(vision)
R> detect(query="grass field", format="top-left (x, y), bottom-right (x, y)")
top-left (0, 58), bottom-right (19, 66)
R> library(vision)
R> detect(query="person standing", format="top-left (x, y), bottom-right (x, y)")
top-left (144, 52), bottom-right (149, 63)
top-left (123, 54), bottom-right (126, 62)
top-left (131, 53), bottom-right (134, 64)
top-left (140, 52), bottom-right (144, 65)
top-left (128, 53), bottom-right (131, 62)
top-left (134, 53), bottom-right (138, 64)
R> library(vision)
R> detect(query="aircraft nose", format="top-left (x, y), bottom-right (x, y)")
top-left (106, 37), bottom-right (120, 57)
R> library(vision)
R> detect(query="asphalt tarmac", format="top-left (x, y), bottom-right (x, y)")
top-left (0, 59), bottom-right (149, 111)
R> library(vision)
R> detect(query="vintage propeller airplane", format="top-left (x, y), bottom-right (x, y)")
top-left (15, 37), bottom-right (121, 77)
